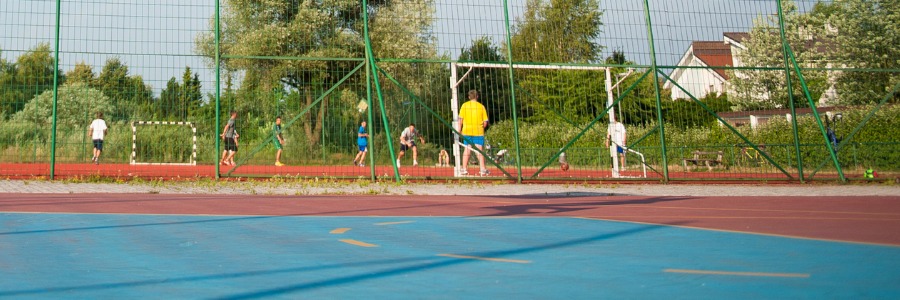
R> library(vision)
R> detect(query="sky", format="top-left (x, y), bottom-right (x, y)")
top-left (0, 0), bottom-right (818, 96)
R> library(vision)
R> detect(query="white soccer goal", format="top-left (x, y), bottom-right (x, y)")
top-left (450, 62), bottom-right (620, 177)
top-left (130, 121), bottom-right (197, 166)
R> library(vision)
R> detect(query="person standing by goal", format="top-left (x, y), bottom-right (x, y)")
top-left (87, 112), bottom-right (108, 165)
top-left (606, 120), bottom-right (627, 170)
top-left (273, 116), bottom-right (286, 167)
top-left (459, 90), bottom-right (489, 176)
top-left (220, 111), bottom-right (239, 166)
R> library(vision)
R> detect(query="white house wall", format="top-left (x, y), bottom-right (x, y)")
top-left (669, 57), bottom-right (726, 100)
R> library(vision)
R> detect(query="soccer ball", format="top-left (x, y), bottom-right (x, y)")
top-left (560, 162), bottom-right (570, 171)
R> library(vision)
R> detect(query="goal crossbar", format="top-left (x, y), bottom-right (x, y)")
top-left (130, 121), bottom-right (198, 166)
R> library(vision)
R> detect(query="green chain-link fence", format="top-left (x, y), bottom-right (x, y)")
top-left (0, 0), bottom-right (897, 182)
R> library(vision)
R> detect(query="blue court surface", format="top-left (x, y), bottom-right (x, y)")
top-left (1, 213), bottom-right (899, 299)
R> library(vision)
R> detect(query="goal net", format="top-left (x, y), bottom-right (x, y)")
top-left (449, 62), bottom-right (648, 178)
top-left (130, 121), bottom-right (197, 166)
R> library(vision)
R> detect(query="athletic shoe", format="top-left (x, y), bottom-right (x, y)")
top-left (358, 163), bottom-right (365, 167)
top-left (413, 160), bottom-right (418, 166)
top-left (479, 170), bottom-right (490, 176)
top-left (91, 156), bottom-right (97, 163)
top-left (459, 170), bottom-right (469, 176)
top-left (351, 159), bottom-right (357, 165)
top-left (275, 162), bottom-right (284, 167)
top-left (396, 159), bottom-right (401, 168)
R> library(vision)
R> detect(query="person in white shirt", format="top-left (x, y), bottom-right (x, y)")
top-left (396, 123), bottom-right (425, 167)
top-left (606, 121), bottom-right (627, 170)
top-left (88, 112), bottom-right (108, 165)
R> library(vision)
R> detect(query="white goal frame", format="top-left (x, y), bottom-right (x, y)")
top-left (130, 121), bottom-right (197, 166)
top-left (449, 62), bottom-right (644, 178)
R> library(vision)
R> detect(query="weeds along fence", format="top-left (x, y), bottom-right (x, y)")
top-left (0, 0), bottom-right (897, 182)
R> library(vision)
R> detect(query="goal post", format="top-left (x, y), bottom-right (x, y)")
top-left (449, 62), bottom-right (616, 177)
top-left (130, 121), bottom-right (198, 166)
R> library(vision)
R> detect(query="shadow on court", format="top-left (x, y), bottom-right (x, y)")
top-left (0, 222), bottom-right (681, 298)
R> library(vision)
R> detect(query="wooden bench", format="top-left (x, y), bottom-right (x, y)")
top-left (683, 151), bottom-right (724, 171)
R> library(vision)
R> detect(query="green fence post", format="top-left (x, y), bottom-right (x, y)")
top-left (503, 0), bottom-right (523, 182)
top-left (214, 0), bottom-right (221, 179)
top-left (49, 0), bottom-right (62, 179)
top-left (776, 0), bottom-right (805, 183)
top-left (642, 0), bottom-right (669, 182)
top-left (362, 0), bottom-right (401, 182)
top-left (365, 51), bottom-right (376, 180)
top-left (786, 47), bottom-right (845, 182)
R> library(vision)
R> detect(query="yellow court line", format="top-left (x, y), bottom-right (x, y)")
top-left (330, 228), bottom-right (351, 234)
top-left (572, 217), bottom-right (900, 248)
top-left (612, 205), bottom-right (900, 217)
top-left (580, 215), bottom-right (900, 221)
top-left (437, 254), bottom-right (531, 264)
top-left (339, 239), bottom-right (378, 248)
top-left (374, 221), bottom-right (415, 226)
top-left (664, 268), bottom-right (810, 278)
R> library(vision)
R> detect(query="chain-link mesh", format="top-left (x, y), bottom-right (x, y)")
top-left (0, 0), bottom-right (897, 182)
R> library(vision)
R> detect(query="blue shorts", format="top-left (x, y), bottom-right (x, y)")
top-left (358, 145), bottom-right (367, 152)
top-left (92, 139), bottom-right (104, 151)
top-left (614, 145), bottom-right (625, 154)
top-left (462, 135), bottom-right (484, 146)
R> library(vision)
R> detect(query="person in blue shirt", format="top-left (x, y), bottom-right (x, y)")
top-left (273, 116), bottom-right (286, 166)
top-left (352, 121), bottom-right (368, 167)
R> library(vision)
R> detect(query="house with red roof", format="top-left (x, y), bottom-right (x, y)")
top-left (662, 39), bottom-right (735, 100)
top-left (664, 32), bottom-right (837, 104)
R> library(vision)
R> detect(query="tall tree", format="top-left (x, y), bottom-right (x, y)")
top-left (0, 50), bottom-right (19, 117)
top-left (197, 0), bottom-right (438, 148)
top-left (1, 43), bottom-right (61, 115)
top-left (829, 0), bottom-right (900, 105)
top-left (157, 67), bottom-right (202, 120)
top-left (457, 37), bottom-right (510, 124)
top-left (509, 0), bottom-right (603, 64)
top-left (158, 77), bottom-right (182, 118)
top-left (65, 61), bottom-right (95, 86)
top-left (505, 0), bottom-right (605, 124)
top-left (94, 58), bottom-right (154, 121)
top-left (181, 67), bottom-right (203, 119)
top-left (729, 0), bottom-right (829, 111)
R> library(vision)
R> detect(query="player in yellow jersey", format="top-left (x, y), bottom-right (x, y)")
top-left (458, 90), bottom-right (489, 176)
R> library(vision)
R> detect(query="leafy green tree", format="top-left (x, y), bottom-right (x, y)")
top-left (95, 58), bottom-right (154, 121)
top-left (505, 0), bottom-right (605, 125)
top-left (729, 0), bottom-right (828, 111)
top-left (65, 62), bottom-right (95, 86)
top-left (509, 0), bottom-right (603, 64)
top-left (457, 37), bottom-right (510, 124)
top-left (157, 67), bottom-right (203, 120)
top-left (828, 0), bottom-right (900, 105)
top-left (0, 43), bottom-right (61, 115)
top-left (158, 77), bottom-right (182, 118)
top-left (13, 84), bottom-right (112, 128)
top-left (518, 70), bottom-right (606, 124)
top-left (0, 50), bottom-right (19, 117)
top-left (197, 0), bottom-right (438, 147)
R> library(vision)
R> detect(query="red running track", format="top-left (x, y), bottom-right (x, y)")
top-left (1, 194), bottom-right (898, 246)
top-left (1, 163), bottom-right (808, 180)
